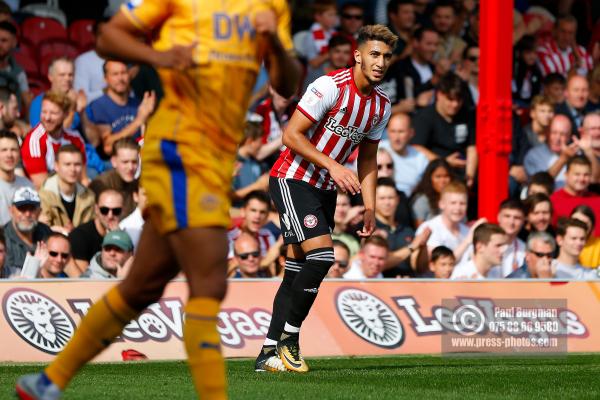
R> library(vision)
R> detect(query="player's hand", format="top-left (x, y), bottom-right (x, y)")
top-left (254, 9), bottom-right (277, 35)
top-left (445, 152), bottom-right (467, 169)
top-left (357, 209), bottom-right (376, 237)
top-left (156, 42), bottom-right (197, 70)
top-left (330, 163), bottom-right (361, 195)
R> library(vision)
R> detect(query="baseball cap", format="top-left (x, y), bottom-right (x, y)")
top-left (102, 230), bottom-right (133, 252)
top-left (12, 187), bottom-right (40, 207)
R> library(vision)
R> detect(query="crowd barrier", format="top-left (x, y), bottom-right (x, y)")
top-left (1, 279), bottom-right (599, 362)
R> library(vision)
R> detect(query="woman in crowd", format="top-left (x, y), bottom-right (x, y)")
top-left (410, 159), bottom-right (453, 227)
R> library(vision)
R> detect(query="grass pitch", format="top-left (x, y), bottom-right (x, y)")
top-left (2, 354), bottom-right (600, 399)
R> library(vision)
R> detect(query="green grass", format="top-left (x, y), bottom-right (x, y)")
top-left (2, 354), bottom-right (600, 399)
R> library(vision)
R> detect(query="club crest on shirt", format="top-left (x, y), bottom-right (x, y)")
top-left (372, 115), bottom-right (380, 126)
top-left (303, 214), bottom-right (318, 228)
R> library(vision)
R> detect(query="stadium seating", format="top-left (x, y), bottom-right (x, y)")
top-left (38, 39), bottom-right (79, 75)
top-left (13, 41), bottom-right (38, 77)
top-left (20, 17), bottom-right (67, 48)
top-left (27, 74), bottom-right (49, 96)
top-left (68, 19), bottom-right (96, 52)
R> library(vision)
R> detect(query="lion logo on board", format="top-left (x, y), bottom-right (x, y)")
top-left (336, 288), bottom-right (403, 348)
top-left (3, 289), bottom-right (76, 354)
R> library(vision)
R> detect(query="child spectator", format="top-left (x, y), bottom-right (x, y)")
top-left (410, 158), bottom-right (453, 226)
top-left (303, 0), bottom-right (338, 69)
top-left (427, 245), bottom-right (455, 278)
top-left (541, 73), bottom-right (566, 105)
top-left (512, 35), bottom-right (543, 106)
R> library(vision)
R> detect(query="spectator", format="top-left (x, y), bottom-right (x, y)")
top-left (344, 235), bottom-right (388, 279)
top-left (525, 171), bottom-right (555, 197)
top-left (0, 21), bottom-right (30, 107)
top-left (303, 35), bottom-right (353, 93)
top-left (580, 111), bottom-right (600, 177)
top-left (542, 73), bottom-right (566, 105)
top-left (431, 1), bottom-right (466, 66)
top-left (233, 117), bottom-right (268, 193)
top-left (427, 245), bottom-right (456, 279)
top-left (412, 71), bottom-right (477, 185)
top-left (326, 240), bottom-right (351, 278)
top-left (588, 65), bottom-right (600, 111)
top-left (386, 0), bottom-right (416, 59)
top-left (28, 58), bottom-right (88, 136)
top-left (331, 191), bottom-right (360, 256)
top-left (34, 233), bottom-right (71, 279)
top-left (450, 223), bottom-right (505, 280)
top-left (570, 205), bottom-right (600, 269)
top-left (89, 138), bottom-right (139, 218)
top-left (336, 1), bottom-right (364, 57)
top-left (550, 155), bottom-right (600, 235)
top-left (69, 188), bottom-right (124, 273)
top-left (303, 0), bottom-right (338, 69)
top-left (512, 35), bottom-right (543, 106)
top-left (519, 193), bottom-right (555, 242)
top-left (2, 187), bottom-right (51, 277)
top-left (536, 15), bottom-right (593, 77)
top-left (494, 199), bottom-right (527, 276)
top-left (379, 112), bottom-right (429, 196)
top-left (375, 177), bottom-right (428, 277)
top-left (459, 45), bottom-right (479, 109)
top-left (0, 129), bottom-right (32, 225)
top-left (555, 74), bottom-right (592, 136)
top-left (416, 181), bottom-right (477, 262)
top-left (230, 232), bottom-right (270, 278)
top-left (461, 4), bottom-right (479, 47)
top-left (376, 148), bottom-right (394, 179)
top-left (80, 230), bottom-right (133, 279)
top-left (0, 86), bottom-right (28, 140)
top-left (410, 158), bottom-right (453, 226)
top-left (74, 19), bottom-right (107, 103)
top-left (119, 184), bottom-right (145, 251)
top-left (522, 95), bottom-right (555, 150)
top-left (228, 190), bottom-right (277, 261)
top-left (381, 27), bottom-right (439, 114)
top-left (524, 114), bottom-right (573, 189)
top-left (554, 218), bottom-right (598, 279)
top-left (21, 91), bottom-right (87, 189)
top-left (507, 231), bottom-right (556, 278)
top-left (38, 145), bottom-right (94, 234)
top-left (86, 60), bottom-right (155, 158)
top-left (254, 86), bottom-right (296, 164)
top-left (0, 230), bottom-right (5, 277)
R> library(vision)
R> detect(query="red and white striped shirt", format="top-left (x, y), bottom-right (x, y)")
top-left (536, 39), bottom-right (593, 76)
top-left (271, 68), bottom-right (391, 190)
top-left (21, 123), bottom-right (86, 177)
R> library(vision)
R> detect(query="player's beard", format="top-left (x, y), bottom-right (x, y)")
top-left (360, 62), bottom-right (381, 86)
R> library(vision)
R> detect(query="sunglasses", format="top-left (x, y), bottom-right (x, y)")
top-left (342, 13), bottom-right (363, 20)
top-left (49, 251), bottom-right (69, 259)
top-left (237, 251), bottom-right (260, 260)
top-left (334, 260), bottom-right (349, 268)
top-left (378, 163), bottom-right (393, 170)
top-left (531, 251), bottom-right (553, 259)
top-left (99, 206), bottom-right (123, 216)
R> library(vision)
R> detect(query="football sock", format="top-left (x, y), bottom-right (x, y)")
top-left (184, 297), bottom-right (226, 400)
top-left (264, 258), bottom-right (303, 343)
top-left (45, 286), bottom-right (138, 390)
top-left (284, 248), bottom-right (334, 332)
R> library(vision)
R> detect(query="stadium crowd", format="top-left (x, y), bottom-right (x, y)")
top-left (0, 0), bottom-right (599, 281)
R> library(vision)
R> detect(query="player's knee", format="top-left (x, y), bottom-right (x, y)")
top-left (296, 247), bottom-right (335, 285)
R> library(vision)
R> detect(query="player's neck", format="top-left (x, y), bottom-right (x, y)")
top-left (352, 65), bottom-right (373, 97)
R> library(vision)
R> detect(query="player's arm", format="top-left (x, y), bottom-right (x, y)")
top-left (96, 11), bottom-right (195, 70)
top-left (255, 10), bottom-right (301, 98)
top-left (282, 112), bottom-right (361, 195)
top-left (356, 140), bottom-right (378, 237)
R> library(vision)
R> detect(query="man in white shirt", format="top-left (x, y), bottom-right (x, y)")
top-left (416, 181), bottom-right (480, 262)
top-left (119, 184), bottom-right (145, 251)
top-left (379, 112), bottom-right (428, 196)
top-left (0, 130), bottom-right (33, 225)
top-left (554, 218), bottom-right (599, 279)
top-left (492, 199), bottom-right (527, 277)
top-left (451, 223), bottom-right (506, 280)
top-left (344, 235), bottom-right (388, 279)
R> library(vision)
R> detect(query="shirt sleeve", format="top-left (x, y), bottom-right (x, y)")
top-left (296, 75), bottom-right (338, 124)
top-left (21, 136), bottom-right (47, 176)
top-left (17, 71), bottom-right (29, 93)
top-left (120, 0), bottom-right (172, 32)
top-left (367, 100), bottom-right (391, 142)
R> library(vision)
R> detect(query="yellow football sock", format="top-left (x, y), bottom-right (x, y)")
top-left (45, 286), bottom-right (138, 390)
top-left (184, 297), bottom-right (227, 400)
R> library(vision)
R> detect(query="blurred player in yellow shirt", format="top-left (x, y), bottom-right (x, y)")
top-left (16, 0), bottom-right (300, 399)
